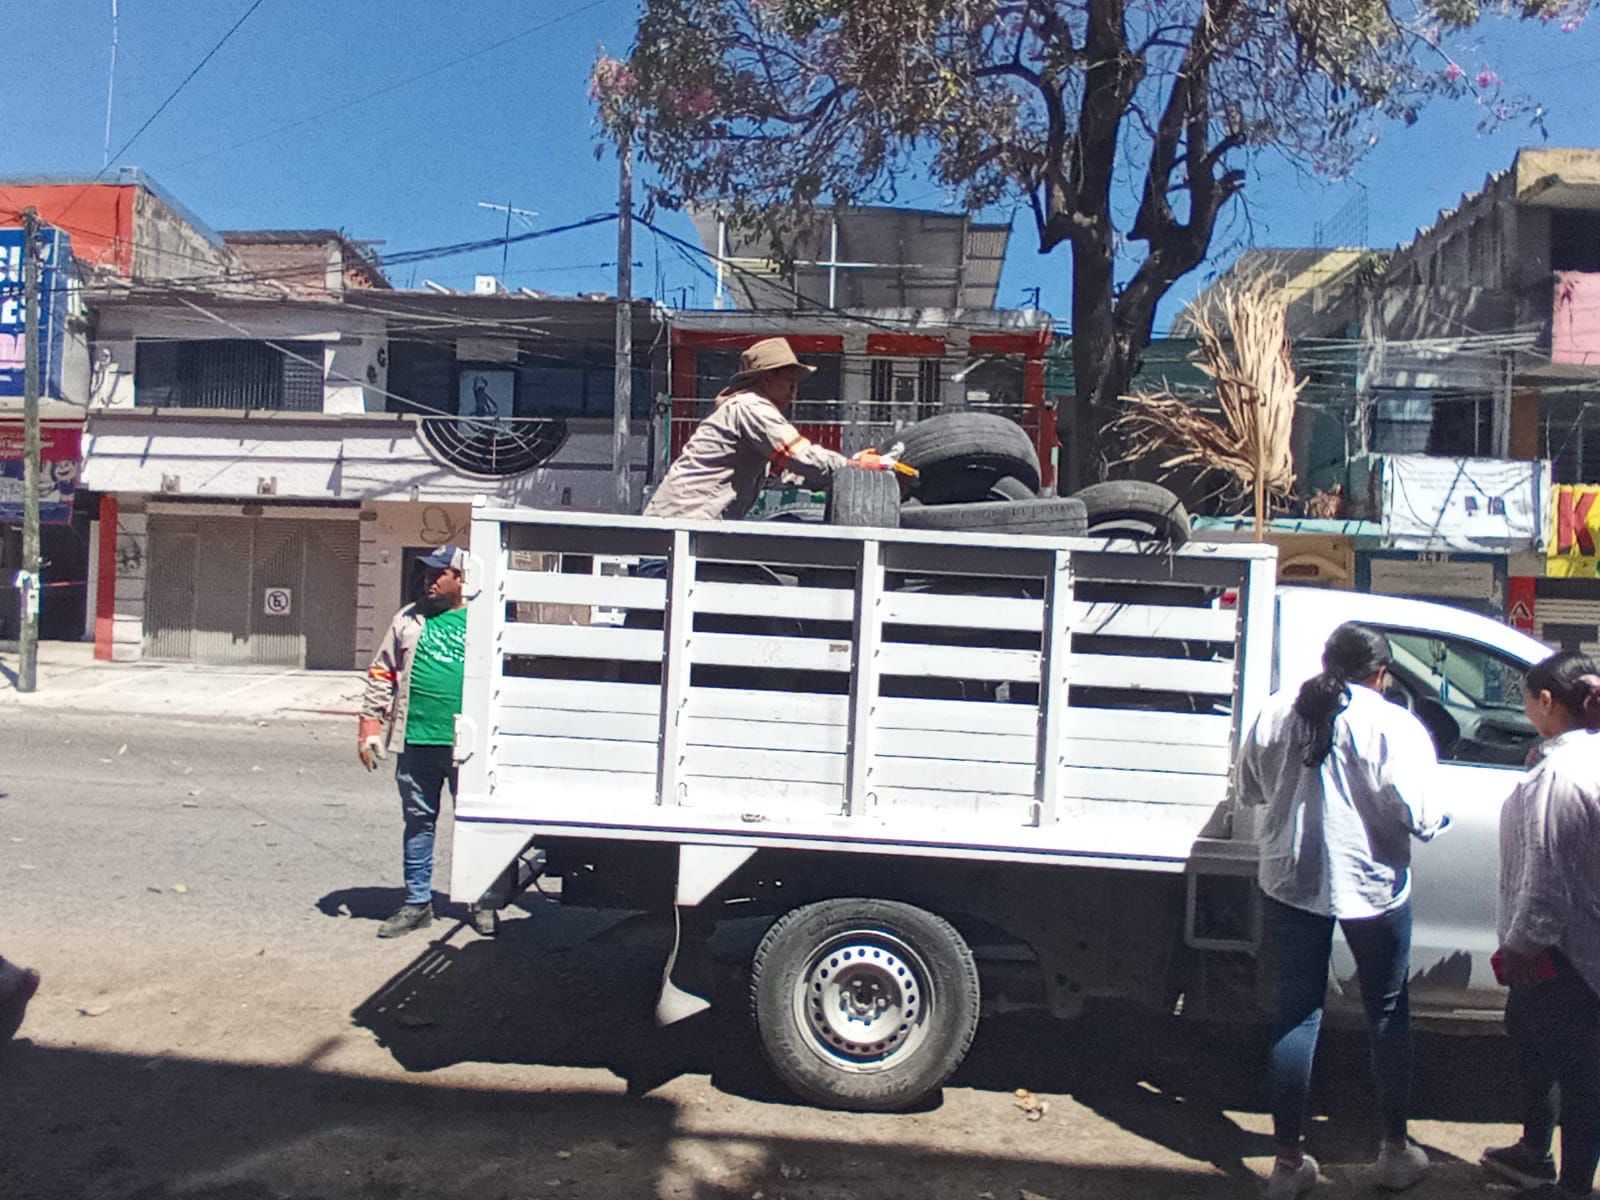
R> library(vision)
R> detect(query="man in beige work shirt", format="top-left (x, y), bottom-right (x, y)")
top-left (646, 337), bottom-right (861, 520)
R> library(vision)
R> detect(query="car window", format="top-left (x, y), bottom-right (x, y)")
top-left (1380, 629), bottom-right (1534, 768)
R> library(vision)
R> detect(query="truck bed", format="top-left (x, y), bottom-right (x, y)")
top-left (453, 507), bottom-right (1276, 899)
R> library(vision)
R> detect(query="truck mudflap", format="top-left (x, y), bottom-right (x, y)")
top-left (1185, 835), bottom-right (1261, 954)
top-left (657, 844), bottom-right (756, 1025)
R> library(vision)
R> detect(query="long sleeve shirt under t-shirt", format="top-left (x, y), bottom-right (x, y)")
top-left (1499, 728), bottom-right (1600, 997)
top-left (1237, 683), bottom-right (1446, 919)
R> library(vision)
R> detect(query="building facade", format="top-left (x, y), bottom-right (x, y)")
top-left (84, 290), bottom-right (664, 668)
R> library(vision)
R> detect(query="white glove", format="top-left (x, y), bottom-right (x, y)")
top-left (359, 734), bottom-right (386, 771)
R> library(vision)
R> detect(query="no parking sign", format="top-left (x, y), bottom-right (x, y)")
top-left (263, 587), bottom-right (292, 617)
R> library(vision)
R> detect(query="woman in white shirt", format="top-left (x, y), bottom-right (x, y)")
top-left (1482, 651), bottom-right (1600, 1199)
top-left (1237, 622), bottom-right (1446, 1199)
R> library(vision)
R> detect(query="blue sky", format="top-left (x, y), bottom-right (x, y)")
top-left (8, 2), bottom-right (1600, 331)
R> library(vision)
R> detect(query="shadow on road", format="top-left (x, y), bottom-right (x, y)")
top-left (345, 904), bottom-right (1523, 1186)
top-left (0, 1031), bottom-right (1510, 1200)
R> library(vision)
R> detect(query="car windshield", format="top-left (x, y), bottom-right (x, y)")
top-left (1386, 630), bottom-right (1527, 712)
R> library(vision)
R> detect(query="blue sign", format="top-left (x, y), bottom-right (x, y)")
top-left (0, 225), bottom-right (71, 399)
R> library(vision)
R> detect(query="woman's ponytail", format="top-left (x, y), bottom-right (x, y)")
top-left (1525, 652), bottom-right (1600, 732)
top-left (1292, 623), bottom-right (1393, 767)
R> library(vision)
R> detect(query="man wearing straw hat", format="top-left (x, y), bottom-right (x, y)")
top-left (646, 336), bottom-right (876, 520)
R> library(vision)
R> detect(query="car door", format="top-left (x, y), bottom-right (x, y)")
top-left (1330, 626), bottom-right (1535, 1015)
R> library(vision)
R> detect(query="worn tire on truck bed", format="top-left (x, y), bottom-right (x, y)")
top-left (826, 468), bottom-right (902, 528)
top-left (1074, 481), bottom-right (1191, 546)
top-left (750, 898), bottom-right (980, 1111)
top-left (899, 496), bottom-right (1087, 537)
top-left (986, 474), bottom-right (1038, 501)
top-left (897, 413), bottom-right (1041, 504)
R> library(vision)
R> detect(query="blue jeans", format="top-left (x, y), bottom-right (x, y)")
top-left (1263, 893), bottom-right (1413, 1148)
top-left (1507, 953), bottom-right (1600, 1195)
top-left (397, 745), bottom-right (456, 906)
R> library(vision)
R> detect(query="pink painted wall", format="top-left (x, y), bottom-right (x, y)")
top-left (1553, 271), bottom-right (1600, 366)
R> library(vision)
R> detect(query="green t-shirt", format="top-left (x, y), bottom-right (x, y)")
top-left (405, 606), bottom-right (467, 746)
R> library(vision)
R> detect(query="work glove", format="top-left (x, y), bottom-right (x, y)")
top-left (848, 442), bottom-right (918, 479)
top-left (358, 717), bottom-right (386, 771)
top-left (849, 447), bottom-right (889, 470)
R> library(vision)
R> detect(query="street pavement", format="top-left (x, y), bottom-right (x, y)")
top-left (0, 705), bottom-right (1533, 1200)
top-left (0, 641), bottom-right (363, 720)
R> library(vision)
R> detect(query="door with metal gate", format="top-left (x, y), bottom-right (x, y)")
top-left (144, 512), bottom-right (359, 668)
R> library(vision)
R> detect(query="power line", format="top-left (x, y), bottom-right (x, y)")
top-left (106, 0), bottom-right (270, 167)
top-left (0, 212), bottom-right (623, 301)
top-left (169, 0), bottom-right (617, 171)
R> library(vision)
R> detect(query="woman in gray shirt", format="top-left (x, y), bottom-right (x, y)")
top-left (1238, 622), bottom-right (1445, 1199)
top-left (1483, 651), bottom-right (1600, 1198)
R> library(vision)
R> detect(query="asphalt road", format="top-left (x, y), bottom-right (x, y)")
top-left (0, 709), bottom-right (1534, 1200)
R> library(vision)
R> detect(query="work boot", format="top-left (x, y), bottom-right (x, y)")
top-left (0, 960), bottom-right (40, 1042)
top-left (469, 906), bottom-right (498, 937)
top-left (377, 902), bottom-right (433, 939)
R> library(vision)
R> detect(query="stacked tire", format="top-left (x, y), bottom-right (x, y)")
top-left (823, 411), bottom-right (1190, 545)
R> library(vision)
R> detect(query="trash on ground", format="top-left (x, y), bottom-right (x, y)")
top-left (1013, 1088), bottom-right (1049, 1121)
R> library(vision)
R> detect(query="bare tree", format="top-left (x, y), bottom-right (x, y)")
top-left (593, 0), bottom-right (1582, 488)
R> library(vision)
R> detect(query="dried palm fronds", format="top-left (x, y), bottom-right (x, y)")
top-left (1111, 275), bottom-right (1304, 539)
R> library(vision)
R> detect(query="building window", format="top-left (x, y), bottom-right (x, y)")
top-left (387, 338), bottom-right (652, 420)
top-left (134, 339), bottom-right (324, 411)
top-left (1370, 389), bottom-right (1493, 458)
top-left (1541, 392), bottom-right (1600, 485)
top-left (1551, 211), bottom-right (1600, 273)
top-left (689, 348), bottom-right (841, 424)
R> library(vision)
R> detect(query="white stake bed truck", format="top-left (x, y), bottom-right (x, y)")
top-left (449, 504), bottom-right (1551, 1111)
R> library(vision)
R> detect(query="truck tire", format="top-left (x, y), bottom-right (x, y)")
top-left (826, 469), bottom-right (901, 528)
top-left (1074, 481), bottom-right (1191, 546)
top-left (897, 413), bottom-right (1041, 504)
top-left (987, 474), bottom-right (1038, 501)
top-left (750, 898), bottom-right (980, 1111)
top-left (899, 497), bottom-right (1088, 537)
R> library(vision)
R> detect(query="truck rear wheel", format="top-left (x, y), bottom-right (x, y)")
top-left (750, 898), bottom-right (980, 1111)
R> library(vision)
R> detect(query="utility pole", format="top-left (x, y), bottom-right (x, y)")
top-left (612, 126), bottom-right (634, 514)
top-left (18, 208), bottom-right (41, 692)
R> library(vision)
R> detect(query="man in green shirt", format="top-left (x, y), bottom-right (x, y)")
top-left (359, 545), bottom-right (492, 939)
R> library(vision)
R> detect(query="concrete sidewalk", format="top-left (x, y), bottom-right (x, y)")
top-left (0, 641), bottom-right (363, 721)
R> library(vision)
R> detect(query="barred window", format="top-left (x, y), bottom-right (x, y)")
top-left (134, 339), bottom-right (324, 411)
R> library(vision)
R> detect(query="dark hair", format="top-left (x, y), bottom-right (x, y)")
top-left (1293, 622), bottom-right (1393, 766)
top-left (1524, 650), bottom-right (1600, 731)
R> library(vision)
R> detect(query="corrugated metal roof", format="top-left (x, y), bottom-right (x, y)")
top-left (690, 205), bottom-right (1012, 311)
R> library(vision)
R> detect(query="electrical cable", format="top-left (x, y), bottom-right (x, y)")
top-left (168, 0), bottom-right (618, 171)
top-left (108, 0), bottom-right (270, 167)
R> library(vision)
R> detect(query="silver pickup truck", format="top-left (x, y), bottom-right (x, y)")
top-left (449, 506), bottom-right (1550, 1111)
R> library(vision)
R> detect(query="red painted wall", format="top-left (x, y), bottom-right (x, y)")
top-left (0, 184), bottom-right (137, 274)
top-left (94, 494), bottom-right (118, 661)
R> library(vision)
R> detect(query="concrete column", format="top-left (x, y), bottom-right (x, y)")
top-left (110, 495), bottom-right (146, 662)
top-left (356, 505), bottom-right (381, 667)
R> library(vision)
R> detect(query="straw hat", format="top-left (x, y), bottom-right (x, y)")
top-left (730, 337), bottom-right (817, 386)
